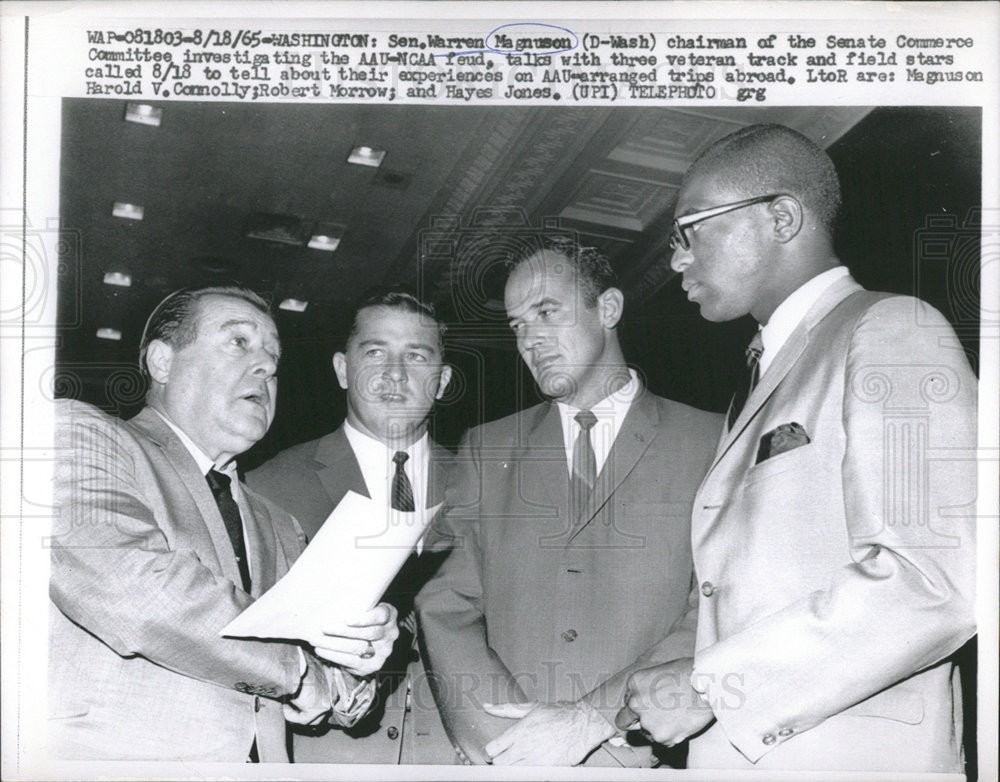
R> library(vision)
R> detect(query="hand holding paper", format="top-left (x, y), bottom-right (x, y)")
top-left (313, 602), bottom-right (399, 677)
top-left (223, 491), bottom-right (441, 673)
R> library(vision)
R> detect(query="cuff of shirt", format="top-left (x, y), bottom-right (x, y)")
top-left (328, 667), bottom-right (376, 728)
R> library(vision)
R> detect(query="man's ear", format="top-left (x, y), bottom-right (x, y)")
top-left (144, 340), bottom-right (174, 386)
top-left (435, 364), bottom-right (453, 400)
top-left (597, 287), bottom-right (625, 329)
top-left (332, 352), bottom-right (349, 390)
top-left (770, 195), bottom-right (803, 243)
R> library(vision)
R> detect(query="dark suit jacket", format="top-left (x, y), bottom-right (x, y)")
top-left (48, 401), bottom-right (331, 761)
top-left (416, 387), bottom-right (722, 766)
top-left (246, 425), bottom-right (454, 764)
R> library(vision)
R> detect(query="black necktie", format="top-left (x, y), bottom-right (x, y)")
top-left (391, 451), bottom-right (416, 512)
top-left (205, 469), bottom-right (251, 593)
top-left (571, 410), bottom-right (598, 520)
top-left (727, 331), bottom-right (764, 431)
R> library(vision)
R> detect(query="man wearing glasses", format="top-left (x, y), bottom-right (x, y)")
top-left (617, 124), bottom-right (977, 772)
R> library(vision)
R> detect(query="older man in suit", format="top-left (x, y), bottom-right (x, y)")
top-left (618, 124), bottom-right (977, 773)
top-left (246, 287), bottom-right (454, 764)
top-left (416, 239), bottom-right (722, 767)
top-left (49, 285), bottom-right (398, 762)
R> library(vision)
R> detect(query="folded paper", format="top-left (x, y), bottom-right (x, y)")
top-left (223, 491), bottom-right (441, 642)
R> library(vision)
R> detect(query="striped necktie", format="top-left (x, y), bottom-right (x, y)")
top-left (727, 330), bottom-right (764, 431)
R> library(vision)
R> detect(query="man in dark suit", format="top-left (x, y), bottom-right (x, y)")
top-left (416, 239), bottom-right (722, 767)
top-left (246, 287), bottom-right (454, 764)
top-left (617, 124), bottom-right (977, 773)
top-left (49, 285), bottom-right (398, 762)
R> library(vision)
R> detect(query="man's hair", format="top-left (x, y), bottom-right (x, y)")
top-left (139, 285), bottom-right (271, 378)
top-left (684, 124), bottom-right (842, 234)
top-left (507, 236), bottom-right (619, 307)
top-left (344, 286), bottom-right (446, 352)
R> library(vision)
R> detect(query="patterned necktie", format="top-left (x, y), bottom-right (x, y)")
top-left (205, 469), bottom-right (251, 593)
top-left (571, 410), bottom-right (598, 521)
top-left (727, 330), bottom-right (764, 431)
top-left (391, 451), bottom-right (416, 512)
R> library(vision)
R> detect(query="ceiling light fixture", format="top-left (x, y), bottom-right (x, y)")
top-left (124, 103), bottom-right (162, 127)
top-left (103, 271), bottom-right (133, 287)
top-left (347, 145), bottom-right (386, 168)
top-left (307, 222), bottom-right (346, 252)
top-left (112, 202), bottom-right (144, 220)
top-left (278, 298), bottom-right (309, 312)
top-left (96, 327), bottom-right (122, 341)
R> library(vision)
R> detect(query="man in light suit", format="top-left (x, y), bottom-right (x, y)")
top-left (247, 287), bottom-right (454, 764)
top-left (416, 239), bottom-right (722, 767)
top-left (618, 124), bottom-right (977, 773)
top-left (49, 285), bottom-right (399, 762)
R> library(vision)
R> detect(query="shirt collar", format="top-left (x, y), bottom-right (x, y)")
top-left (759, 266), bottom-right (849, 376)
top-left (150, 407), bottom-right (231, 477)
top-left (556, 367), bottom-right (641, 424)
top-left (343, 419), bottom-right (429, 465)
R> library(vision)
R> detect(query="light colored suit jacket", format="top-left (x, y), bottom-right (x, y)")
top-left (48, 401), bottom-right (343, 762)
top-left (689, 275), bottom-right (977, 772)
top-left (246, 425), bottom-right (453, 764)
top-left (416, 388), bottom-right (721, 766)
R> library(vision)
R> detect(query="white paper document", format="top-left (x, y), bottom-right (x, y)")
top-left (222, 491), bottom-right (441, 642)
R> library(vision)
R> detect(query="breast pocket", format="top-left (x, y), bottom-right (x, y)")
top-left (743, 442), bottom-right (818, 488)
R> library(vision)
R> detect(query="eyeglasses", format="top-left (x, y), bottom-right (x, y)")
top-left (668, 194), bottom-right (782, 251)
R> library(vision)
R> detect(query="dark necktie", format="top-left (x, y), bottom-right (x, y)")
top-left (571, 410), bottom-right (598, 521)
top-left (727, 330), bottom-right (764, 431)
top-left (391, 451), bottom-right (416, 512)
top-left (205, 469), bottom-right (251, 593)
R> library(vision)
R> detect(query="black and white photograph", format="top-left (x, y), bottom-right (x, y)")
top-left (1, 4), bottom-right (997, 782)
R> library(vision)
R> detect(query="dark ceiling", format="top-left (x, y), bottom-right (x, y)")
top-left (57, 101), bottom-right (869, 349)
top-left (55, 102), bottom-right (980, 459)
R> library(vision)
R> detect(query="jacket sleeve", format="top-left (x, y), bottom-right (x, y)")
top-left (583, 573), bottom-right (700, 725)
top-left (693, 297), bottom-right (977, 761)
top-left (415, 429), bottom-right (530, 764)
top-left (50, 400), bottom-right (321, 705)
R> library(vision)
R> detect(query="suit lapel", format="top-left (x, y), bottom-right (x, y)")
top-left (315, 426), bottom-right (369, 504)
top-left (519, 403), bottom-right (567, 521)
top-left (239, 492), bottom-right (280, 596)
top-left (427, 440), bottom-right (452, 508)
top-left (128, 407), bottom-right (243, 588)
top-left (569, 388), bottom-right (658, 542)
top-left (707, 274), bottom-right (865, 476)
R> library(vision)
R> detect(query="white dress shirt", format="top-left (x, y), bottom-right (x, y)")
top-left (556, 368), bottom-right (642, 478)
top-left (759, 266), bottom-right (850, 377)
top-left (343, 421), bottom-right (430, 510)
top-left (344, 421), bottom-right (431, 553)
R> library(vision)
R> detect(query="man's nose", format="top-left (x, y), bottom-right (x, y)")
top-left (518, 325), bottom-right (546, 351)
top-left (669, 244), bottom-right (692, 273)
top-left (383, 363), bottom-right (407, 383)
top-left (252, 350), bottom-right (278, 378)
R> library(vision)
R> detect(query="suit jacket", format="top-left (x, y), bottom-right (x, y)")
top-left (689, 275), bottom-right (977, 772)
top-left (48, 401), bottom-right (338, 762)
top-left (416, 387), bottom-right (722, 766)
top-left (246, 425), bottom-right (454, 764)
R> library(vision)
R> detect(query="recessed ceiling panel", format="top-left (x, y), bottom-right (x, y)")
top-left (560, 171), bottom-right (678, 232)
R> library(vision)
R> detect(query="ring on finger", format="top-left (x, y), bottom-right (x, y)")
top-left (360, 640), bottom-right (375, 659)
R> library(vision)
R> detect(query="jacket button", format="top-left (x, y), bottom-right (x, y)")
top-left (701, 581), bottom-right (715, 597)
top-left (778, 727), bottom-right (793, 737)
top-left (254, 696), bottom-right (262, 712)
top-left (562, 629), bottom-right (578, 642)
top-left (387, 726), bottom-right (399, 740)
top-left (762, 733), bottom-right (776, 745)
